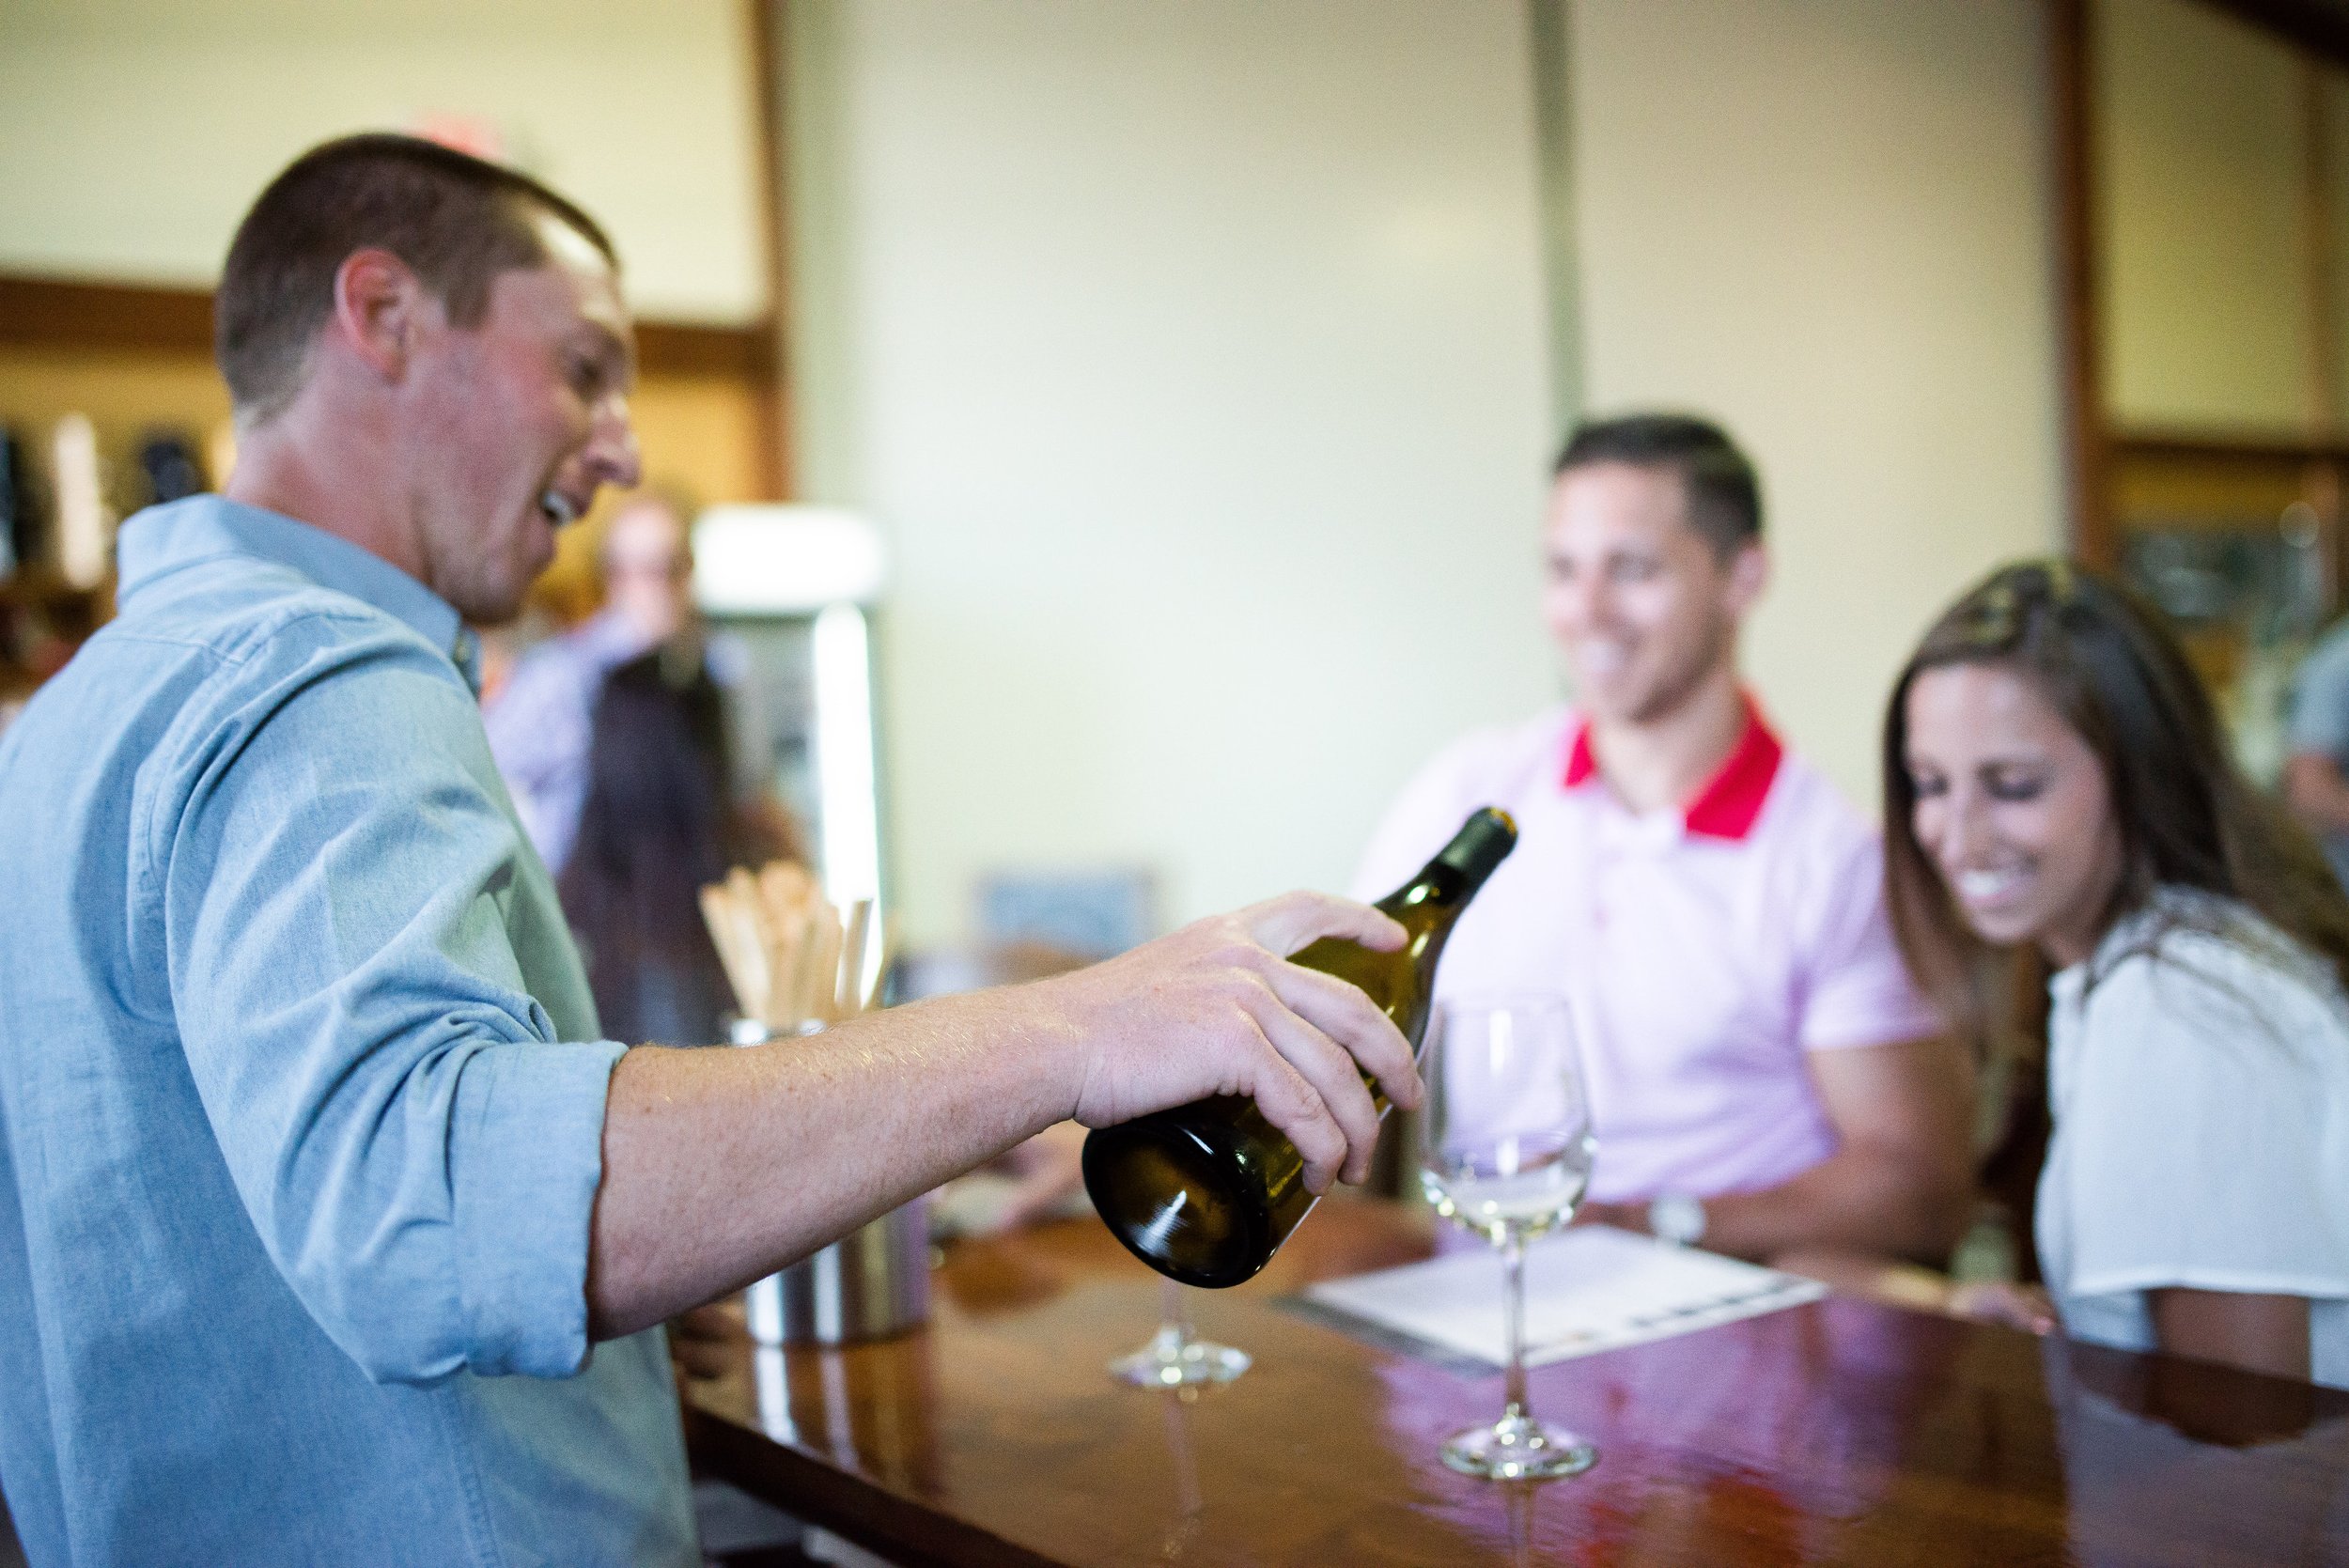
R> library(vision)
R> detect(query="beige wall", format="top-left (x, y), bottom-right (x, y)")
top-left (786, 0), bottom-right (1559, 945)
top-left (0, 0), bottom-right (767, 323)
top-left (1568, 0), bottom-right (2066, 807)
top-left (2, 0), bottom-right (2081, 942)
top-left (2097, 0), bottom-right (2312, 434)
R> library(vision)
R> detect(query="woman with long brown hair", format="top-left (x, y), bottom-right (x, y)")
top-left (1884, 559), bottom-right (2349, 1386)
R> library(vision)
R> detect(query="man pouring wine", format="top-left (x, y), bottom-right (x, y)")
top-left (0, 135), bottom-right (1422, 1568)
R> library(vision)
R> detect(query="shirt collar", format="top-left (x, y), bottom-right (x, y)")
top-left (117, 496), bottom-right (482, 693)
top-left (1560, 694), bottom-right (1784, 842)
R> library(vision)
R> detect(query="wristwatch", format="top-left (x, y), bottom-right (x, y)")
top-left (1647, 1191), bottom-right (1707, 1248)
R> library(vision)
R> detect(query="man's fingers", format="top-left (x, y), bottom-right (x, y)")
top-left (1236, 1025), bottom-right (1350, 1193)
top-left (1247, 891), bottom-right (1406, 956)
top-left (1241, 988), bottom-right (1385, 1185)
top-left (1261, 959), bottom-right (1422, 1112)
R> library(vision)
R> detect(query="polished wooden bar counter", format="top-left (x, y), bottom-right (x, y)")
top-left (683, 1198), bottom-right (2349, 1566)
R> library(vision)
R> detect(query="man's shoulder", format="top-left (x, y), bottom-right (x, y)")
top-left (1355, 708), bottom-right (1570, 895)
top-left (1752, 741), bottom-right (1876, 852)
top-left (16, 562), bottom-right (474, 787)
top-left (1413, 706), bottom-right (1575, 799)
top-left (115, 550), bottom-right (440, 675)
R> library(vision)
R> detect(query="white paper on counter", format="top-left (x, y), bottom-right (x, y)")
top-left (1301, 1225), bottom-right (1826, 1369)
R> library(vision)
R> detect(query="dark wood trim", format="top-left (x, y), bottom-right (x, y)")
top-left (2200, 0), bottom-right (2349, 73)
top-left (636, 318), bottom-right (777, 381)
top-left (2113, 427), bottom-right (2349, 465)
top-left (0, 275), bottom-right (213, 355)
top-left (0, 272), bottom-right (778, 383)
top-left (2049, 0), bottom-right (2114, 567)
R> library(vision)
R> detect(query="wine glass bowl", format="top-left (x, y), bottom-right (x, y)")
top-left (1420, 1127), bottom-right (1594, 1249)
top-left (1422, 994), bottom-right (1598, 1482)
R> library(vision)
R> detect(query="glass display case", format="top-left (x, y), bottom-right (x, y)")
top-left (692, 504), bottom-right (890, 999)
top-left (2110, 447), bottom-right (2341, 786)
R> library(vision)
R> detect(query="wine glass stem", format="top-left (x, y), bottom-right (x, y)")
top-left (1501, 1232), bottom-right (1531, 1421)
top-left (1161, 1277), bottom-right (1192, 1350)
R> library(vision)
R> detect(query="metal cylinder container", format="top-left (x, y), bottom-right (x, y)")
top-left (745, 1198), bottom-right (930, 1346)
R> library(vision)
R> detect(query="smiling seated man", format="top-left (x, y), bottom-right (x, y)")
top-left (1355, 413), bottom-right (1974, 1265)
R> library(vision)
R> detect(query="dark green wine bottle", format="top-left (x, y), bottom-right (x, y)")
top-left (1082, 807), bottom-right (1518, 1287)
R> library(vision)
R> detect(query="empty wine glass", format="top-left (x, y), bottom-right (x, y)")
top-left (1109, 1279), bottom-right (1250, 1388)
top-left (1419, 994), bottom-right (1596, 1480)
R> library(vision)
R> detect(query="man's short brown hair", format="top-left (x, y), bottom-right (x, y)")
top-left (1553, 411), bottom-right (1763, 559)
top-left (215, 132), bottom-right (618, 422)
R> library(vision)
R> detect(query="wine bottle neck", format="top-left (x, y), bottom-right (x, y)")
top-left (1428, 808), bottom-right (1516, 892)
top-left (1385, 865), bottom-right (1466, 913)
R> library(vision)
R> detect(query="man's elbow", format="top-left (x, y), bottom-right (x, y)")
top-left (2282, 754), bottom-right (2349, 828)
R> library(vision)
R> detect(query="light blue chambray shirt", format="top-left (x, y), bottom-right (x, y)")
top-left (0, 497), bottom-right (695, 1566)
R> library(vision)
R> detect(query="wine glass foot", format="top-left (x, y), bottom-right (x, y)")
top-left (1439, 1412), bottom-right (1596, 1481)
top-left (1109, 1333), bottom-right (1252, 1388)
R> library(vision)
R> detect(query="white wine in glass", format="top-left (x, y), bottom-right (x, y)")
top-left (1420, 994), bottom-right (1597, 1481)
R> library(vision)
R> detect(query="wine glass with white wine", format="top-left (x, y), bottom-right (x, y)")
top-left (1419, 993), bottom-right (1597, 1480)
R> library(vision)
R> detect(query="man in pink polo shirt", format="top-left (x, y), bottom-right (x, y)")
top-left (1357, 413), bottom-right (1974, 1265)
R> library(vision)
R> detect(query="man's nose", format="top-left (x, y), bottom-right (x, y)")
top-left (1559, 571), bottom-right (1610, 630)
top-left (585, 396), bottom-right (642, 490)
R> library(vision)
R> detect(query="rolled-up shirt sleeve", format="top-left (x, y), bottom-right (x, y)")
top-left (148, 610), bottom-right (622, 1385)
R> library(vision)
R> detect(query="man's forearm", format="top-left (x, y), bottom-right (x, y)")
top-left (583, 892), bottom-right (1426, 1342)
top-left (2284, 754), bottom-right (2349, 835)
top-left (585, 987), bottom-right (1074, 1340)
top-left (1672, 1143), bottom-right (1972, 1265)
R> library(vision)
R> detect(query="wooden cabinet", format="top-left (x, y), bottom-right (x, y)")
top-left (2061, 0), bottom-right (2349, 774)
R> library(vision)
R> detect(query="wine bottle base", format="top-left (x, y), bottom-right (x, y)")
top-left (1081, 1113), bottom-right (1283, 1290)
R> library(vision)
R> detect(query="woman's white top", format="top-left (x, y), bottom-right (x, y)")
top-left (2040, 891), bottom-right (2349, 1389)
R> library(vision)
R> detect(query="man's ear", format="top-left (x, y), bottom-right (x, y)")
top-left (1723, 540), bottom-right (1768, 618)
top-left (328, 248), bottom-right (428, 383)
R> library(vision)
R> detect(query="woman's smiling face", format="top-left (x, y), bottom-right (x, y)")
top-left (1903, 660), bottom-right (2125, 968)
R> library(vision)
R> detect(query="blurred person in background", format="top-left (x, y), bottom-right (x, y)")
top-left (486, 489), bottom-right (776, 877)
top-left (0, 133), bottom-right (1423, 1567)
top-left (1354, 412), bottom-right (1974, 1267)
top-left (2281, 615), bottom-right (2349, 888)
top-left (1888, 561), bottom-right (2349, 1386)
top-left (555, 630), bottom-right (794, 1048)
top-left (489, 492), bottom-right (796, 1046)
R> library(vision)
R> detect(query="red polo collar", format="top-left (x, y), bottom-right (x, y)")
top-left (1562, 698), bottom-right (1784, 842)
